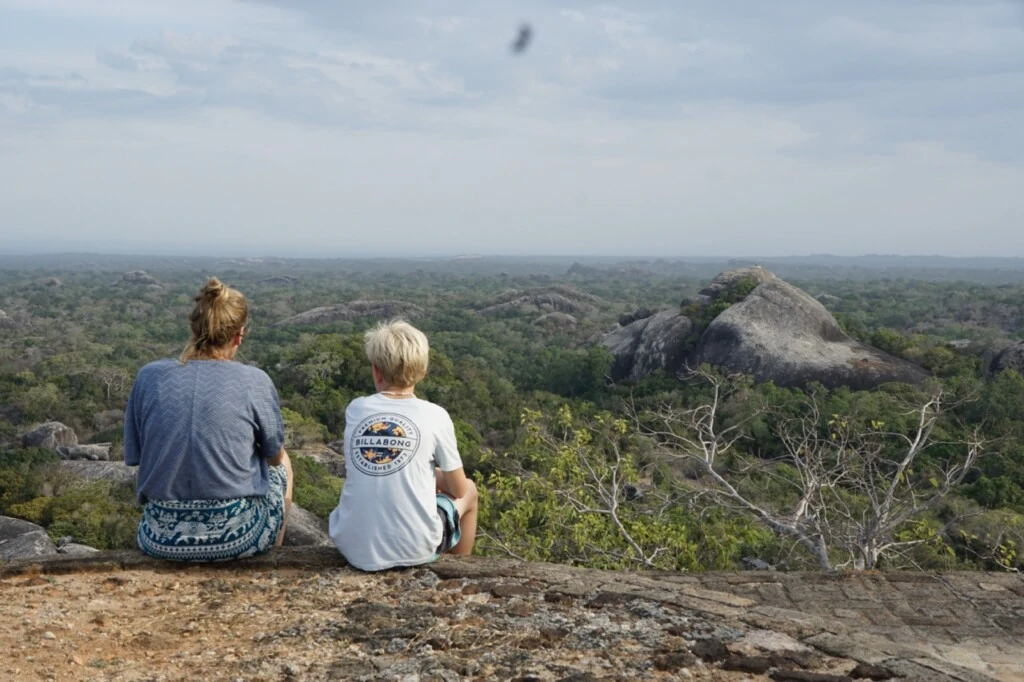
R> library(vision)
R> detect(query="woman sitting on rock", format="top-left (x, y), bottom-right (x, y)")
top-left (124, 277), bottom-right (292, 561)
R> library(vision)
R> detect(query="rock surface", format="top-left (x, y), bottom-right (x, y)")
top-left (273, 300), bottom-right (425, 327)
top-left (531, 311), bottom-right (579, 329)
top-left (20, 421), bottom-right (78, 451)
top-left (1, 549), bottom-right (1021, 681)
top-left (57, 443), bottom-right (111, 461)
top-left (0, 517), bottom-right (58, 560)
top-left (991, 341), bottom-right (1024, 375)
top-left (691, 278), bottom-right (929, 390)
top-left (56, 460), bottom-right (136, 484)
top-left (698, 266), bottom-right (776, 302)
top-left (603, 309), bottom-right (693, 381)
top-left (0, 309), bottom-right (18, 330)
top-left (602, 269), bottom-right (929, 390)
top-left (477, 286), bottom-right (604, 316)
top-left (282, 504), bottom-right (332, 547)
top-left (122, 270), bottom-right (158, 285)
top-left (56, 537), bottom-right (100, 556)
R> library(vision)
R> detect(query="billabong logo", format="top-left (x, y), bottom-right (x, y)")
top-left (350, 414), bottom-right (420, 476)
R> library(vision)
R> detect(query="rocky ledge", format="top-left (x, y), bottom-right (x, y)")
top-left (2, 549), bottom-right (1021, 681)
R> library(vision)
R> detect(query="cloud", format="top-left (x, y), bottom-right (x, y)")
top-left (1, 0), bottom-right (1023, 256)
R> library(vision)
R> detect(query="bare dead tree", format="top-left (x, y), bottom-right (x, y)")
top-left (640, 367), bottom-right (984, 570)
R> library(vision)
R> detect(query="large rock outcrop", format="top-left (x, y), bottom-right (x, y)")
top-left (20, 422), bottom-right (78, 451)
top-left (691, 277), bottom-right (928, 390)
top-left (991, 341), bottom-right (1024, 375)
top-left (602, 268), bottom-right (928, 390)
top-left (122, 270), bottom-right (158, 285)
top-left (273, 301), bottom-right (424, 327)
top-left (477, 286), bottom-right (604, 317)
top-left (603, 309), bottom-right (693, 381)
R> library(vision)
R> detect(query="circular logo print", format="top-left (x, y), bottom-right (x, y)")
top-left (350, 414), bottom-right (420, 476)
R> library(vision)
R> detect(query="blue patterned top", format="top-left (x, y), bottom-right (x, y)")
top-left (124, 359), bottom-right (285, 503)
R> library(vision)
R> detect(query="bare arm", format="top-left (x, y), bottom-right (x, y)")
top-left (267, 446), bottom-right (288, 467)
top-left (438, 467), bottom-right (472, 499)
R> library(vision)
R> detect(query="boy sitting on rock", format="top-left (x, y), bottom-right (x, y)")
top-left (328, 319), bottom-right (478, 571)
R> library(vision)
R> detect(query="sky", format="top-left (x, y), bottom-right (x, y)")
top-left (1, 1), bottom-right (1023, 258)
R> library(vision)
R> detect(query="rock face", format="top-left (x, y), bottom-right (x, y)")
top-left (601, 268), bottom-right (928, 390)
top-left (0, 309), bottom-right (18, 330)
top-left (0, 516), bottom-right (58, 560)
top-left (691, 278), bottom-right (929, 390)
top-left (603, 310), bottom-right (693, 381)
top-left (57, 443), bottom-right (111, 461)
top-left (991, 341), bottom-right (1024, 375)
top-left (531, 312), bottom-right (578, 329)
top-left (273, 301), bottom-right (424, 327)
top-left (21, 422), bottom-right (78, 451)
top-left (695, 266), bottom-right (775, 304)
top-left (122, 270), bottom-right (158, 285)
top-left (283, 505), bottom-right (332, 547)
top-left (57, 460), bottom-right (136, 484)
top-left (477, 286), bottom-right (603, 317)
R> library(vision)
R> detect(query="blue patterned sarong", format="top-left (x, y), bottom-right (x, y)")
top-left (137, 465), bottom-right (287, 562)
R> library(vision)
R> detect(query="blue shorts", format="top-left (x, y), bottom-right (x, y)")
top-left (435, 493), bottom-right (462, 555)
top-left (137, 465), bottom-right (288, 562)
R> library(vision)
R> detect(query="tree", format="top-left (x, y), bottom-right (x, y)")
top-left (476, 405), bottom-right (770, 571)
top-left (641, 368), bottom-right (984, 570)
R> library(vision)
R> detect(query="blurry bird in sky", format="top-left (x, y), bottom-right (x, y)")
top-left (511, 23), bottom-right (533, 54)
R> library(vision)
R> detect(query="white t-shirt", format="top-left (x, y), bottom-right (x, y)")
top-left (328, 393), bottom-right (464, 571)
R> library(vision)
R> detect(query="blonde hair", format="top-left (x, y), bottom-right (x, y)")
top-left (364, 319), bottom-right (429, 388)
top-left (180, 277), bottom-right (249, 362)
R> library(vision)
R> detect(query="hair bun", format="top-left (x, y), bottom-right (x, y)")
top-left (199, 277), bottom-right (229, 304)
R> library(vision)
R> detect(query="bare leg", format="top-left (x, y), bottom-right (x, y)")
top-left (275, 451), bottom-right (294, 547)
top-left (434, 468), bottom-right (478, 555)
top-left (450, 480), bottom-right (478, 556)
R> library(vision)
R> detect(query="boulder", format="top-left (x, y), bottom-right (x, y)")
top-left (691, 278), bottom-right (928, 390)
top-left (56, 537), bottom-right (100, 555)
top-left (21, 422), bottom-right (78, 451)
top-left (618, 307), bottom-right (654, 327)
top-left (57, 443), bottom-right (111, 461)
top-left (991, 341), bottom-right (1024, 375)
top-left (602, 310), bottom-right (693, 382)
top-left (0, 516), bottom-right (44, 541)
top-left (56, 460), bottom-right (136, 485)
top-left (600, 268), bottom-right (928, 391)
top-left (123, 270), bottom-right (158, 285)
top-left (299, 445), bottom-right (346, 479)
top-left (0, 517), bottom-right (58, 560)
top-left (283, 504), bottom-right (332, 547)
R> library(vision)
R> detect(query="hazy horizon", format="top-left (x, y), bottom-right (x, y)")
top-left (2, 1), bottom-right (1023, 257)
